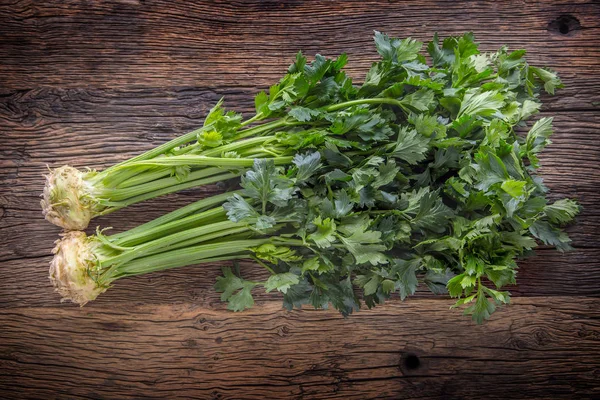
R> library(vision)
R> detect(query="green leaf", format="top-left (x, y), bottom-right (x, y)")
top-left (323, 143), bottom-right (352, 167)
top-left (325, 169), bottom-right (352, 183)
top-left (458, 89), bottom-right (504, 119)
top-left (424, 268), bottom-right (455, 295)
top-left (403, 74), bottom-right (445, 91)
top-left (447, 274), bottom-right (465, 297)
top-left (474, 149), bottom-right (509, 191)
top-left (497, 48), bottom-right (526, 74)
top-left (501, 179), bottom-right (527, 198)
top-left (292, 152), bottom-right (322, 182)
top-left (500, 231), bottom-right (538, 252)
top-left (334, 190), bottom-right (354, 217)
top-left (330, 108), bottom-right (371, 135)
top-left (214, 267), bottom-right (244, 301)
top-left (338, 222), bottom-right (387, 265)
top-left (382, 279), bottom-right (395, 294)
top-left (304, 54), bottom-right (332, 84)
top-left (411, 190), bottom-right (453, 233)
top-left (460, 274), bottom-right (477, 289)
top-left (373, 31), bottom-right (422, 63)
top-left (327, 278), bottom-right (360, 317)
top-left (372, 160), bottom-right (400, 188)
top-left (409, 113), bottom-right (447, 138)
top-left (252, 244), bottom-right (301, 264)
top-left (530, 66), bottom-right (563, 95)
top-left (427, 32), bottom-right (455, 67)
top-left (373, 31), bottom-right (395, 60)
top-left (282, 278), bottom-right (313, 310)
top-left (525, 117), bottom-right (553, 160)
top-left (529, 220), bottom-right (573, 252)
top-left (227, 286), bottom-right (255, 312)
top-left (463, 254), bottom-right (485, 276)
top-left (544, 199), bottom-right (580, 225)
top-left (391, 259), bottom-right (420, 300)
top-left (171, 165), bottom-right (190, 182)
top-left (204, 98), bottom-right (226, 126)
top-left (400, 89), bottom-right (436, 112)
top-left (485, 262), bottom-right (517, 288)
top-left (354, 273), bottom-right (382, 296)
top-left (483, 287), bottom-right (511, 305)
top-left (197, 130), bottom-right (223, 148)
top-left (333, 53), bottom-right (348, 71)
top-left (265, 272), bottom-right (300, 294)
top-left (450, 114), bottom-right (481, 138)
top-left (519, 99), bottom-right (541, 121)
top-left (308, 216), bottom-right (337, 248)
top-left (289, 106), bottom-right (321, 122)
top-left (255, 215), bottom-right (277, 230)
top-left (254, 91), bottom-right (269, 116)
top-left (224, 194), bottom-right (260, 222)
top-left (389, 126), bottom-right (430, 164)
top-left (214, 267), bottom-right (257, 312)
top-left (203, 98), bottom-right (243, 138)
top-left (456, 32), bottom-right (479, 58)
top-left (395, 38), bottom-right (423, 63)
top-left (288, 51), bottom-right (307, 73)
top-left (223, 194), bottom-right (278, 230)
top-left (464, 291), bottom-right (496, 324)
top-left (301, 257), bottom-right (332, 274)
top-left (242, 159), bottom-right (296, 208)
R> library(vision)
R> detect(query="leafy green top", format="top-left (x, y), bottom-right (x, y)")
top-left (213, 31), bottom-right (578, 323)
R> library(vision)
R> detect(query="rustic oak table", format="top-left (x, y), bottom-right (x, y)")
top-left (1, 1), bottom-right (599, 399)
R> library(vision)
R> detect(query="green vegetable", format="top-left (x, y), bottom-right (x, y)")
top-left (41, 53), bottom-right (358, 230)
top-left (48, 32), bottom-right (579, 323)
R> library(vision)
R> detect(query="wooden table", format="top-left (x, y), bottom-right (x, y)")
top-left (1, 1), bottom-right (599, 398)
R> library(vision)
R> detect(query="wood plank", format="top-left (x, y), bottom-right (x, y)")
top-left (1, 297), bottom-right (599, 399)
top-left (0, 1), bottom-right (599, 104)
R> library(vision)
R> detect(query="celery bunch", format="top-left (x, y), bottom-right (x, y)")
top-left (46, 32), bottom-right (579, 323)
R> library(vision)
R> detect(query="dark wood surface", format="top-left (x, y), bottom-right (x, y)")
top-left (1, 1), bottom-right (599, 399)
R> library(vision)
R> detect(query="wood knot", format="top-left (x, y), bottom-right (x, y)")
top-left (97, 321), bottom-right (129, 332)
top-left (183, 339), bottom-right (198, 348)
top-left (278, 324), bottom-right (291, 336)
top-left (403, 353), bottom-right (420, 370)
top-left (400, 352), bottom-right (426, 375)
top-left (548, 15), bottom-right (581, 36)
top-left (533, 328), bottom-right (551, 346)
top-left (0, 196), bottom-right (6, 221)
top-left (507, 336), bottom-right (529, 350)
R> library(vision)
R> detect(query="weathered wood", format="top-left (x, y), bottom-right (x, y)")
top-left (1, 298), bottom-right (599, 399)
top-left (0, 1), bottom-right (599, 96)
top-left (1, 0), bottom-right (599, 398)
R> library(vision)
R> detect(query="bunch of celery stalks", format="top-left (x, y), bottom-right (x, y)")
top-left (42, 32), bottom-right (578, 322)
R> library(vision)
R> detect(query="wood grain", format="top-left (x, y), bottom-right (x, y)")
top-left (1, 298), bottom-right (599, 399)
top-left (1, 0), bottom-right (599, 398)
top-left (0, 0), bottom-right (599, 94)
